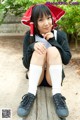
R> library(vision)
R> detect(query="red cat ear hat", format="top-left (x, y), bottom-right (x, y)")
top-left (21, 3), bottom-right (65, 36)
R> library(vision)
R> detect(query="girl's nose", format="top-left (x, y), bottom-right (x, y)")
top-left (44, 19), bottom-right (48, 25)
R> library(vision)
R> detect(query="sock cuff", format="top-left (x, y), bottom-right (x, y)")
top-left (30, 64), bottom-right (42, 70)
top-left (49, 65), bottom-right (62, 70)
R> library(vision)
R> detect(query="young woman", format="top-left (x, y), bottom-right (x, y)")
top-left (17, 3), bottom-right (72, 118)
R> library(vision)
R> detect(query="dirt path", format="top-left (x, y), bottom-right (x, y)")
top-left (0, 38), bottom-right (80, 120)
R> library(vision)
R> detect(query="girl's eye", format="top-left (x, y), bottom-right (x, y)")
top-left (38, 16), bottom-right (51, 21)
top-left (38, 19), bottom-right (42, 21)
top-left (47, 16), bottom-right (51, 19)
top-left (38, 18), bottom-right (43, 21)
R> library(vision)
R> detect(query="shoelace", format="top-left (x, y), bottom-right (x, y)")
top-left (21, 94), bottom-right (34, 108)
top-left (54, 95), bottom-right (66, 109)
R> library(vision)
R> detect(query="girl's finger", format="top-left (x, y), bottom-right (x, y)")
top-left (35, 47), bottom-right (44, 55)
top-left (36, 43), bottom-right (46, 51)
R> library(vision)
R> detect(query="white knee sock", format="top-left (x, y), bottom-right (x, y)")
top-left (28, 64), bottom-right (42, 96)
top-left (49, 65), bottom-right (62, 95)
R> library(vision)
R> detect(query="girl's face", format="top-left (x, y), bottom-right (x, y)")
top-left (37, 14), bottom-right (53, 35)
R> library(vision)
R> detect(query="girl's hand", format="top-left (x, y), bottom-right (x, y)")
top-left (34, 42), bottom-right (46, 54)
top-left (42, 32), bottom-right (54, 41)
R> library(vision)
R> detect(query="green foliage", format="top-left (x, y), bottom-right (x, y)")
top-left (0, 0), bottom-right (51, 24)
top-left (57, 3), bottom-right (80, 42)
top-left (58, 4), bottom-right (80, 34)
top-left (0, 0), bottom-right (24, 24)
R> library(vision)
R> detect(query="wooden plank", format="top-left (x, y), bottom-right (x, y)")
top-left (0, 33), bottom-right (24, 39)
top-left (17, 87), bottom-right (61, 120)
top-left (22, 98), bottom-right (37, 120)
top-left (0, 33), bottom-right (24, 36)
top-left (45, 87), bottom-right (60, 120)
top-left (37, 87), bottom-right (48, 120)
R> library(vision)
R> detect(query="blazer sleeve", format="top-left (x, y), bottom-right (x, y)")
top-left (57, 30), bottom-right (72, 65)
top-left (22, 31), bottom-right (35, 69)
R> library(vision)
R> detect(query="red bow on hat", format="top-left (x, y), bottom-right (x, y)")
top-left (21, 3), bottom-right (65, 36)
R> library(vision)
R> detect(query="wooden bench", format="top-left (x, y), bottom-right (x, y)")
top-left (0, 23), bottom-right (28, 39)
top-left (0, 33), bottom-right (25, 39)
top-left (21, 87), bottom-right (66, 120)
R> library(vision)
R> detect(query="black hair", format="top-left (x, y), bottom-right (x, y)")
top-left (31, 4), bottom-right (53, 34)
top-left (30, 4), bottom-right (53, 43)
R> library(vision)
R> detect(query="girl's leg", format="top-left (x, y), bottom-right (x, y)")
top-left (17, 51), bottom-right (46, 117)
top-left (46, 47), bottom-right (69, 118)
top-left (28, 51), bottom-right (46, 95)
top-left (46, 46), bottom-right (62, 93)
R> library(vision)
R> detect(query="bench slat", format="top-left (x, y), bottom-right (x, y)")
top-left (22, 87), bottom-right (61, 120)
top-left (45, 87), bottom-right (60, 120)
top-left (37, 87), bottom-right (48, 120)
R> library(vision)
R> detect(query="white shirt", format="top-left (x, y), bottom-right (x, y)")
top-left (35, 30), bottom-right (57, 48)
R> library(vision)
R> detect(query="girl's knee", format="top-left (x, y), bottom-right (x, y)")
top-left (33, 51), bottom-right (46, 59)
top-left (31, 51), bottom-right (46, 65)
top-left (47, 47), bottom-right (60, 57)
top-left (47, 47), bottom-right (62, 64)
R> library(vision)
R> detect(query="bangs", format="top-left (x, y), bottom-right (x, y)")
top-left (37, 5), bottom-right (52, 18)
top-left (31, 4), bottom-right (52, 34)
top-left (31, 5), bottom-right (52, 22)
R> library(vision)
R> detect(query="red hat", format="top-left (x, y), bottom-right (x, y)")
top-left (21, 3), bottom-right (65, 36)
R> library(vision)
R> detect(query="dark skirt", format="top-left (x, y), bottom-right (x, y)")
top-left (26, 69), bottom-right (65, 87)
top-left (39, 74), bottom-right (51, 87)
top-left (39, 69), bottom-right (65, 87)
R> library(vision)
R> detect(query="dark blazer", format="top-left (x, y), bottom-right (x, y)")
top-left (22, 30), bottom-right (72, 70)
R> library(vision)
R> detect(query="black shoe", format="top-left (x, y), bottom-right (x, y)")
top-left (17, 93), bottom-right (36, 117)
top-left (53, 93), bottom-right (69, 118)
